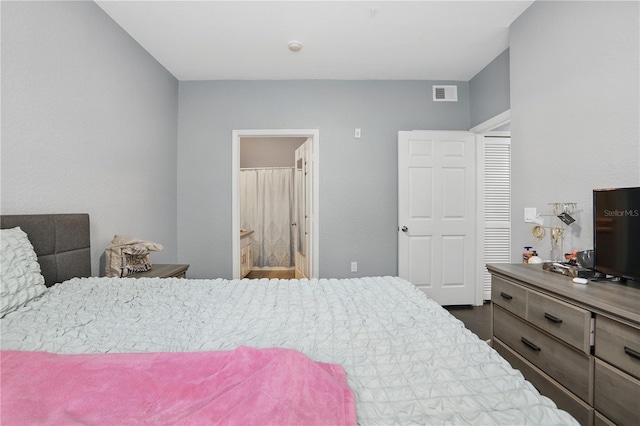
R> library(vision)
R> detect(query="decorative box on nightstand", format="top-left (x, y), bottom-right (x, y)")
top-left (129, 264), bottom-right (189, 279)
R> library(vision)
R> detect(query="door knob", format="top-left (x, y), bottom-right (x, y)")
top-left (401, 226), bottom-right (408, 232)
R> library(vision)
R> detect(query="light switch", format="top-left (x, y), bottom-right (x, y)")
top-left (524, 207), bottom-right (537, 223)
top-left (355, 128), bottom-right (361, 138)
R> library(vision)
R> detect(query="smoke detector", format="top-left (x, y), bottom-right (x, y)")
top-left (433, 85), bottom-right (458, 102)
top-left (288, 41), bottom-right (302, 52)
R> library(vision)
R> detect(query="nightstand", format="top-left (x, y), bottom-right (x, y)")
top-left (129, 264), bottom-right (189, 278)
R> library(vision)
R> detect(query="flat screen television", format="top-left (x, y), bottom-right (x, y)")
top-left (593, 187), bottom-right (640, 281)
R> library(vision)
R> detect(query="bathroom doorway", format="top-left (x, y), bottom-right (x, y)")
top-left (231, 129), bottom-right (319, 280)
top-left (240, 136), bottom-right (304, 279)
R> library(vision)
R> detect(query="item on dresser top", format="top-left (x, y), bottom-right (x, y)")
top-left (576, 249), bottom-right (594, 269)
top-left (558, 211), bottom-right (576, 225)
top-left (542, 261), bottom-right (594, 278)
top-left (528, 251), bottom-right (543, 264)
top-left (105, 235), bottom-right (163, 278)
top-left (564, 249), bottom-right (579, 261)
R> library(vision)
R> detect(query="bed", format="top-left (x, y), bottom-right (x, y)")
top-left (1, 214), bottom-right (578, 425)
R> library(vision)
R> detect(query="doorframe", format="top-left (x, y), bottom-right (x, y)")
top-left (232, 129), bottom-right (320, 279)
top-left (470, 110), bottom-right (510, 134)
top-left (471, 109), bottom-right (511, 305)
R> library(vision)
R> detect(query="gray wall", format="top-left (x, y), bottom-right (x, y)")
top-left (1, 1), bottom-right (180, 275)
top-left (469, 49), bottom-right (510, 128)
top-left (509, 1), bottom-right (640, 261)
top-left (14, 1), bottom-right (631, 277)
top-left (177, 80), bottom-right (470, 278)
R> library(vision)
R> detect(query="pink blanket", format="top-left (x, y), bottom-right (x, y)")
top-left (1, 346), bottom-right (356, 425)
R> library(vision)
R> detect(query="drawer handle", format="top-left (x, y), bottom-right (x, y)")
top-left (521, 337), bottom-right (541, 352)
top-left (624, 346), bottom-right (640, 360)
top-left (544, 313), bottom-right (563, 324)
top-left (500, 292), bottom-right (513, 300)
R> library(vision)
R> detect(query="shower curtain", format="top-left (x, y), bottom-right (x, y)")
top-left (240, 168), bottom-right (294, 268)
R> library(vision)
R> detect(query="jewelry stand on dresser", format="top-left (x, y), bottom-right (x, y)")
top-left (487, 263), bottom-right (640, 426)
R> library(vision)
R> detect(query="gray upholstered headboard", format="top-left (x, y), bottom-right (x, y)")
top-left (1, 214), bottom-right (91, 287)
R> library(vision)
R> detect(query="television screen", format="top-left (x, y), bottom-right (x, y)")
top-left (593, 187), bottom-right (640, 281)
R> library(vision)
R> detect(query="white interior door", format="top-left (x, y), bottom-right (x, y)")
top-left (398, 130), bottom-right (477, 305)
top-left (294, 138), bottom-right (312, 278)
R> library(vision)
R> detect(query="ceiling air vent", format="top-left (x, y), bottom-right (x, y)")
top-left (433, 85), bottom-right (458, 102)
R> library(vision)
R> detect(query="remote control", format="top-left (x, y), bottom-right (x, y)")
top-left (572, 277), bottom-right (588, 284)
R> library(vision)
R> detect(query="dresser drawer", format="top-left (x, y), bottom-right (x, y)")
top-left (494, 338), bottom-right (593, 426)
top-left (594, 358), bottom-right (640, 426)
top-left (494, 306), bottom-right (592, 402)
top-left (491, 276), bottom-right (527, 317)
top-left (595, 315), bottom-right (640, 379)
top-left (241, 234), bottom-right (254, 248)
top-left (527, 290), bottom-right (592, 353)
top-left (594, 411), bottom-right (616, 426)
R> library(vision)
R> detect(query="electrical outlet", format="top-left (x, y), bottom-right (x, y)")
top-left (351, 262), bottom-right (357, 272)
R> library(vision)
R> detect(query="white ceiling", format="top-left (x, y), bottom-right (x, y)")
top-left (95, 0), bottom-right (534, 81)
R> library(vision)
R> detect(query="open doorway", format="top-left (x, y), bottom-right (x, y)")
top-left (240, 136), bottom-right (305, 279)
top-left (231, 129), bottom-right (319, 280)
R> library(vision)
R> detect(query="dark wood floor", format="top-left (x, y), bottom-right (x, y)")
top-left (444, 302), bottom-right (492, 341)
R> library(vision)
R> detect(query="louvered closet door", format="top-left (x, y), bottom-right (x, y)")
top-left (482, 137), bottom-right (511, 300)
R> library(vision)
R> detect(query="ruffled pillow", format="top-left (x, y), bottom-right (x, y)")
top-left (1, 227), bottom-right (47, 317)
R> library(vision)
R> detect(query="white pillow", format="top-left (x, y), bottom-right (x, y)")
top-left (1, 227), bottom-right (47, 317)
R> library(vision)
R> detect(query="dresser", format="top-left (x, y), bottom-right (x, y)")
top-left (487, 264), bottom-right (640, 426)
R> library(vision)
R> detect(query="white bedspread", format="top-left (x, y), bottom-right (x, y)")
top-left (1, 276), bottom-right (578, 425)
